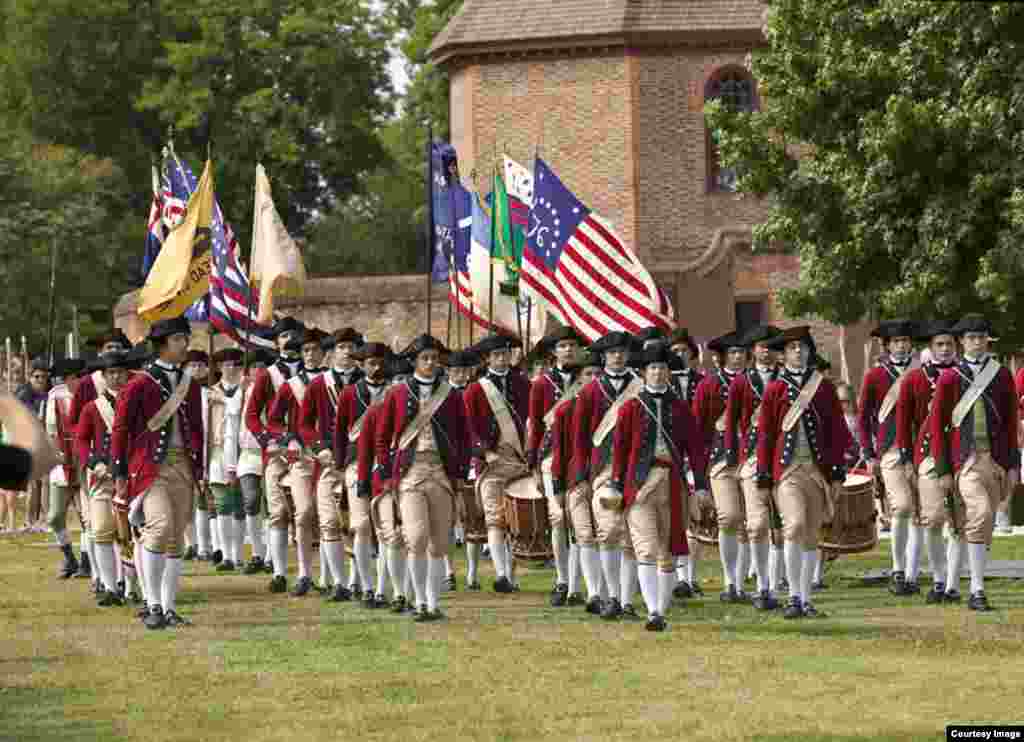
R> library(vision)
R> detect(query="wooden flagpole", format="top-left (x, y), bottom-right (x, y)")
top-left (425, 124), bottom-right (435, 338)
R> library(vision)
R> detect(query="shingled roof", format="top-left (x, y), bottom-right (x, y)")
top-left (429, 0), bottom-right (766, 62)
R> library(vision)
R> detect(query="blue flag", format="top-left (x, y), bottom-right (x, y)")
top-left (429, 141), bottom-right (456, 283)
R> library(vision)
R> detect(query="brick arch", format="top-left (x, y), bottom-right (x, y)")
top-left (703, 65), bottom-right (759, 193)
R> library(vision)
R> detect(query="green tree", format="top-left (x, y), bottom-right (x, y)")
top-left (705, 1), bottom-right (1024, 346)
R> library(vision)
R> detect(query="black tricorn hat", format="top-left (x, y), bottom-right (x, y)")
top-left (633, 343), bottom-right (677, 368)
top-left (634, 326), bottom-right (668, 348)
top-left (742, 324), bottom-right (783, 348)
top-left (97, 351), bottom-right (133, 371)
top-left (322, 327), bottom-right (364, 351)
top-left (52, 358), bottom-right (87, 377)
top-left (666, 327), bottom-right (699, 358)
top-left (245, 349), bottom-right (276, 368)
top-left (707, 331), bottom-right (747, 354)
top-left (563, 351), bottom-right (603, 371)
top-left (403, 334), bottom-right (449, 360)
top-left (446, 349), bottom-right (480, 368)
top-left (588, 331), bottom-right (634, 354)
top-left (272, 316), bottom-right (304, 337)
top-left (212, 348), bottom-right (244, 364)
top-left (354, 342), bottom-right (393, 362)
top-left (766, 325), bottom-right (816, 356)
top-left (147, 316), bottom-right (191, 342)
top-left (951, 314), bottom-right (994, 338)
top-left (473, 333), bottom-right (522, 356)
top-left (389, 356), bottom-right (415, 377)
top-left (535, 326), bottom-right (584, 356)
top-left (871, 319), bottom-right (917, 341)
top-left (914, 320), bottom-right (956, 342)
top-left (185, 349), bottom-right (209, 364)
top-left (87, 328), bottom-right (131, 350)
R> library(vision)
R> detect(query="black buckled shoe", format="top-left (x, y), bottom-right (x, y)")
top-left (164, 609), bottom-right (191, 627)
top-left (291, 576), bottom-right (313, 597)
top-left (263, 559), bottom-right (274, 574)
top-left (944, 589), bottom-right (962, 603)
top-left (268, 575), bottom-right (287, 593)
top-left (601, 597), bottom-right (623, 620)
top-left (753, 590), bottom-right (779, 611)
top-left (328, 584), bottom-right (352, 602)
top-left (926, 583), bottom-right (946, 604)
top-left (413, 604), bottom-right (431, 622)
top-left (373, 594), bottom-right (389, 609)
top-left (644, 613), bottom-right (667, 632)
top-left (968, 591), bottom-right (993, 612)
top-left (144, 604), bottom-right (167, 630)
top-left (466, 580), bottom-right (481, 591)
top-left (211, 549), bottom-right (223, 566)
top-left (585, 596), bottom-right (604, 615)
top-left (802, 602), bottom-right (826, 618)
top-left (622, 603), bottom-right (640, 620)
top-left (783, 596), bottom-right (804, 619)
top-left (720, 585), bottom-right (743, 604)
top-left (183, 545), bottom-right (197, 561)
top-left (215, 559), bottom-right (236, 573)
top-left (673, 581), bottom-right (693, 599)
top-left (889, 570), bottom-right (912, 596)
top-left (905, 581), bottom-right (921, 595)
top-left (811, 580), bottom-right (827, 592)
top-left (58, 545), bottom-right (78, 579)
top-left (390, 595), bottom-right (407, 614)
top-left (128, 589), bottom-right (143, 605)
top-left (493, 576), bottom-right (515, 594)
top-left (690, 580), bottom-right (704, 596)
top-left (445, 574), bottom-right (457, 592)
top-left (550, 583), bottom-right (569, 607)
top-left (243, 556), bottom-right (264, 575)
top-left (363, 591), bottom-right (378, 608)
top-left (97, 589), bottom-right (124, 608)
top-left (776, 578), bottom-right (790, 593)
top-left (351, 585), bottom-right (363, 600)
top-left (566, 592), bottom-right (584, 606)
top-left (136, 602), bottom-right (149, 620)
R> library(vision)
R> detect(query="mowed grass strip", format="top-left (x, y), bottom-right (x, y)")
top-left (2, 532), bottom-right (1023, 742)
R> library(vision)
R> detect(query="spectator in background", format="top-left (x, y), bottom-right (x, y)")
top-left (15, 358), bottom-right (51, 532)
top-left (835, 381), bottom-right (862, 468)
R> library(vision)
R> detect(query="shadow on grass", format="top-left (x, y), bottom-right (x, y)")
top-left (0, 685), bottom-right (124, 742)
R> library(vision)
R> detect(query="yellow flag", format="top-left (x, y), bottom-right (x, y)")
top-left (251, 164), bottom-right (306, 323)
top-left (137, 160), bottom-right (215, 322)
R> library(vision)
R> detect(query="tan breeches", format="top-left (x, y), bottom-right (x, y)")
top-left (954, 452), bottom-right (1009, 545)
top-left (345, 464), bottom-right (373, 545)
top-left (590, 466), bottom-right (634, 553)
top-left (285, 456), bottom-right (317, 535)
top-left (399, 461), bottom-right (453, 558)
top-left (568, 483), bottom-right (597, 546)
top-left (881, 449), bottom-right (916, 520)
top-left (141, 455), bottom-right (194, 556)
top-left (626, 468), bottom-right (675, 571)
top-left (711, 465), bottom-right (748, 542)
top-left (917, 459), bottom-right (947, 530)
top-left (90, 493), bottom-right (116, 545)
top-left (478, 452), bottom-right (528, 531)
top-left (315, 465), bottom-right (347, 543)
top-left (739, 458), bottom-right (778, 544)
top-left (776, 462), bottom-right (828, 550)
top-left (371, 492), bottom-right (404, 547)
top-left (541, 466), bottom-right (567, 529)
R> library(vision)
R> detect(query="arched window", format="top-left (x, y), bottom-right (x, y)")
top-left (705, 67), bottom-right (758, 193)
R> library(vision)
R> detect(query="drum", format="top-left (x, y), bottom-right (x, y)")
top-left (456, 481), bottom-right (487, 545)
top-left (688, 495), bottom-right (719, 546)
top-left (504, 476), bottom-right (552, 561)
top-left (819, 470), bottom-right (878, 556)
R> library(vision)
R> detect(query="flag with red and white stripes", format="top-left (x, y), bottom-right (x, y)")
top-left (521, 158), bottom-right (673, 342)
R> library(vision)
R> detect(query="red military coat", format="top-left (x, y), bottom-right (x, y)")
top-left (755, 368), bottom-right (849, 486)
top-left (463, 370), bottom-right (530, 459)
top-left (68, 370), bottom-right (105, 463)
top-left (111, 364), bottom-right (204, 505)
top-left (374, 378), bottom-right (470, 486)
top-left (74, 392), bottom-right (116, 468)
top-left (692, 368), bottom-right (739, 470)
top-left (266, 367), bottom-right (322, 448)
top-left (725, 367), bottom-right (779, 467)
top-left (549, 395), bottom-right (579, 496)
top-left (569, 371), bottom-right (638, 486)
top-left (334, 377), bottom-right (385, 469)
top-left (894, 363), bottom-right (946, 468)
top-left (356, 398), bottom-right (390, 499)
top-left (611, 389), bottom-right (709, 555)
top-left (858, 360), bottom-right (910, 461)
top-left (298, 368), bottom-right (363, 455)
top-left (931, 359), bottom-right (1018, 477)
top-left (244, 360), bottom-right (299, 451)
top-left (526, 368), bottom-right (572, 469)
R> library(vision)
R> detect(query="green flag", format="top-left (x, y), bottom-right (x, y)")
top-left (491, 170), bottom-right (524, 298)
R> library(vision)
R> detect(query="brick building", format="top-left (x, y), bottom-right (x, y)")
top-left (429, 0), bottom-right (873, 382)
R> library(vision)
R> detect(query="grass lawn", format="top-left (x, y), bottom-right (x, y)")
top-left (2, 527), bottom-right (1023, 742)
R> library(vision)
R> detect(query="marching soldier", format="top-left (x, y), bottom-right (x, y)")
top-left (45, 358), bottom-right (87, 578)
top-left (859, 320), bottom-right (922, 595)
top-left (446, 349), bottom-right (485, 590)
top-left (895, 320), bottom-right (959, 603)
top-left (724, 324), bottom-right (784, 609)
top-left (463, 334), bottom-right (531, 594)
top-left (930, 314), bottom-right (1018, 611)
top-left (610, 344), bottom-right (710, 631)
top-left (244, 317), bottom-right (305, 592)
top-left (206, 348), bottom-right (245, 572)
top-left (74, 351), bottom-right (133, 605)
top-left (756, 326), bottom-right (849, 619)
top-left (111, 316), bottom-right (205, 629)
top-left (185, 350), bottom-right (218, 563)
top-left (266, 327), bottom-right (328, 597)
top-left (237, 349), bottom-right (274, 574)
top-left (569, 331), bottom-right (643, 619)
top-left (693, 331), bottom-right (750, 602)
top-left (526, 326), bottom-right (584, 606)
top-left (374, 335), bottom-right (470, 621)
